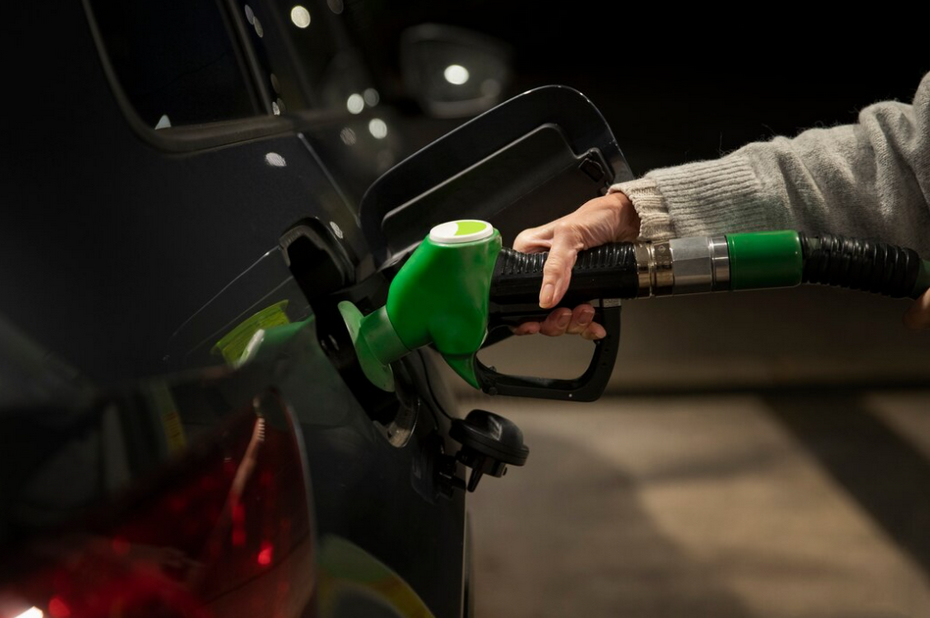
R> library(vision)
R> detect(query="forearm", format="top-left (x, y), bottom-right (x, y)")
top-left (612, 73), bottom-right (930, 254)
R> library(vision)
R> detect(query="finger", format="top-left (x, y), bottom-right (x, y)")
top-left (565, 305), bottom-right (596, 335)
top-left (513, 225), bottom-right (553, 253)
top-left (540, 228), bottom-right (580, 308)
top-left (580, 321), bottom-right (607, 341)
top-left (903, 289), bottom-right (930, 330)
top-left (539, 308), bottom-right (573, 337)
top-left (511, 321), bottom-right (541, 336)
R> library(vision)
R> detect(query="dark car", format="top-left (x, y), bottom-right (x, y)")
top-left (0, 2), bottom-right (627, 617)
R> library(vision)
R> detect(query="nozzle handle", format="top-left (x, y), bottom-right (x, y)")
top-left (478, 244), bottom-right (633, 401)
top-left (476, 303), bottom-right (620, 401)
top-left (490, 244), bottom-right (640, 307)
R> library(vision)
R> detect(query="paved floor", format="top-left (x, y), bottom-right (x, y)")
top-left (464, 390), bottom-right (930, 618)
top-left (452, 272), bottom-right (930, 617)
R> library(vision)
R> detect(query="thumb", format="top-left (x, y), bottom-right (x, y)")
top-left (540, 230), bottom-right (580, 308)
top-left (513, 225), bottom-right (552, 253)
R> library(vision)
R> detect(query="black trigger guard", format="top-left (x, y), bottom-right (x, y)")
top-left (476, 304), bottom-right (621, 401)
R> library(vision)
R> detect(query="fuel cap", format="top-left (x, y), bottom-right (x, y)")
top-left (429, 220), bottom-right (494, 244)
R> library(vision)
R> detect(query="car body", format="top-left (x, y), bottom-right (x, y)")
top-left (0, 3), bottom-right (627, 618)
top-left (1, 2), bottom-right (471, 616)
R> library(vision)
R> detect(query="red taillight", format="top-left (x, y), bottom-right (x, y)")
top-left (256, 542), bottom-right (273, 567)
top-left (1, 393), bottom-right (315, 618)
top-left (46, 598), bottom-right (69, 618)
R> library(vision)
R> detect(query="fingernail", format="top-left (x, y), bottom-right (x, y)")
top-left (556, 311), bottom-right (571, 328)
top-left (540, 283), bottom-right (555, 309)
top-left (578, 309), bottom-right (595, 325)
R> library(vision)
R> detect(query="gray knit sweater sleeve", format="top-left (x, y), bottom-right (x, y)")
top-left (611, 72), bottom-right (930, 255)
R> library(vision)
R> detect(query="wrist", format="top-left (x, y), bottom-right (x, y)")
top-left (609, 178), bottom-right (674, 240)
top-left (577, 191), bottom-right (640, 241)
top-left (609, 190), bottom-right (641, 240)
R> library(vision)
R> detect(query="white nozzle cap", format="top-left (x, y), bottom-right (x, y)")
top-left (429, 220), bottom-right (494, 244)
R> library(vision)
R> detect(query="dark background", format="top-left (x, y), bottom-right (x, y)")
top-left (346, 1), bottom-right (928, 176)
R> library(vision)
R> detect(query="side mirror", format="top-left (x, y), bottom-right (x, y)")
top-left (400, 24), bottom-right (512, 119)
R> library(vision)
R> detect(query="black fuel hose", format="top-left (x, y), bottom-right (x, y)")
top-left (490, 231), bottom-right (930, 306)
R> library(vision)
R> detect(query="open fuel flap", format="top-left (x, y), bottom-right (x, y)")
top-left (359, 85), bottom-right (633, 269)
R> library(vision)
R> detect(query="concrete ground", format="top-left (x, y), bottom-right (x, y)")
top-left (465, 390), bottom-right (930, 617)
top-left (448, 277), bottom-right (930, 617)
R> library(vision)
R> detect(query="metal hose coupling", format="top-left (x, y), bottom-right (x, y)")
top-left (633, 236), bottom-right (731, 297)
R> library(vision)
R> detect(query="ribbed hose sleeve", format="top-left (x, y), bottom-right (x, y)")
top-left (798, 233), bottom-right (920, 298)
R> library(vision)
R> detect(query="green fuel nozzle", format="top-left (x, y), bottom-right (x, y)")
top-left (338, 220), bottom-right (502, 392)
top-left (339, 221), bottom-right (930, 400)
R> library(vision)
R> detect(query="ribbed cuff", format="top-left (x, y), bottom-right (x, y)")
top-left (608, 178), bottom-right (675, 240)
top-left (642, 156), bottom-right (777, 237)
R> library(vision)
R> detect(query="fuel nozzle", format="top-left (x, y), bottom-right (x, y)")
top-left (338, 220), bottom-right (502, 392)
top-left (339, 220), bottom-right (930, 400)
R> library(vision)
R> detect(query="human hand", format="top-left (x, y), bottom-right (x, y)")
top-left (510, 191), bottom-right (640, 340)
top-left (903, 289), bottom-right (930, 329)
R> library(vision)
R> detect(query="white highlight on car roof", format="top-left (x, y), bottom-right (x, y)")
top-left (14, 608), bottom-right (43, 618)
top-left (368, 118), bottom-right (387, 139)
top-left (340, 127), bottom-right (357, 145)
top-left (265, 152), bottom-right (286, 167)
top-left (346, 93), bottom-right (364, 114)
top-left (290, 5), bottom-right (311, 28)
top-left (155, 114), bottom-right (171, 130)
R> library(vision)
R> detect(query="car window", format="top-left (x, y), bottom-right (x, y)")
top-left (235, 0), bottom-right (341, 114)
top-left (89, 0), bottom-right (261, 129)
top-left (89, 0), bottom-right (376, 134)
